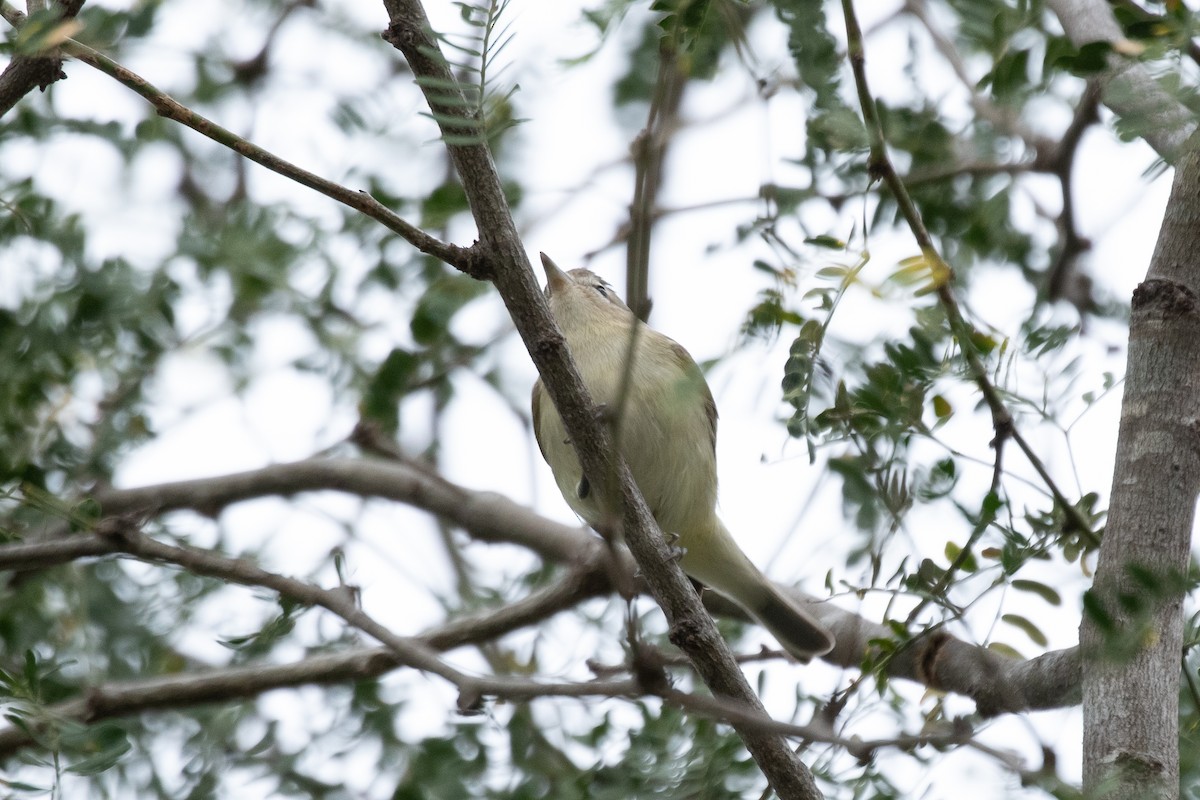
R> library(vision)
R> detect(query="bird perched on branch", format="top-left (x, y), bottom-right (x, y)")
top-left (531, 253), bottom-right (834, 661)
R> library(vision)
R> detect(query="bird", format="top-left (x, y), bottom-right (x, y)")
top-left (531, 253), bottom-right (834, 661)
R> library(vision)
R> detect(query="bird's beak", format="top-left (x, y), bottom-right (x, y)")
top-left (540, 252), bottom-right (570, 295)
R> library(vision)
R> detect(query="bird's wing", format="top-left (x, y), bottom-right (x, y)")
top-left (669, 341), bottom-right (717, 457)
top-left (531, 379), bottom-right (549, 461)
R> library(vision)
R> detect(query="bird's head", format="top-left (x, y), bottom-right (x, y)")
top-left (540, 253), bottom-right (633, 329)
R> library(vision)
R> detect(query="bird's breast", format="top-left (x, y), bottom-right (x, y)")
top-left (561, 326), bottom-right (718, 535)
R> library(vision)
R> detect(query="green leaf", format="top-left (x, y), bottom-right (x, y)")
top-left (986, 642), bottom-right (1024, 660)
top-left (360, 348), bottom-right (419, 435)
top-left (917, 458), bottom-right (957, 500)
top-left (804, 234), bottom-right (846, 249)
top-left (6, 782), bottom-right (50, 792)
top-left (11, 8), bottom-right (81, 56)
top-left (944, 541), bottom-right (978, 573)
top-left (65, 726), bottom-right (131, 776)
top-left (1011, 579), bottom-right (1062, 606)
top-left (1054, 40), bottom-right (1114, 76)
top-left (931, 394), bottom-right (952, 419)
top-left (1002, 613), bottom-right (1049, 647)
top-left (420, 182), bottom-right (471, 228)
top-left (22, 650), bottom-right (39, 697)
top-left (410, 274), bottom-right (489, 345)
top-left (815, 265), bottom-right (848, 280)
top-left (986, 47), bottom-right (1031, 101)
top-left (807, 105), bottom-right (869, 151)
top-left (773, 0), bottom-right (842, 110)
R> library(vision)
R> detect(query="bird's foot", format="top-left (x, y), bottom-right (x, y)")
top-left (663, 531), bottom-right (686, 563)
top-left (592, 402), bottom-right (615, 425)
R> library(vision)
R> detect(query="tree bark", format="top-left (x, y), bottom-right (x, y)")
top-left (378, 2), bottom-right (826, 796)
top-left (1081, 149), bottom-right (1200, 798)
top-left (0, 54), bottom-right (65, 118)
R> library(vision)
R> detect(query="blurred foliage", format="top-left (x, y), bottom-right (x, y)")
top-left (0, 0), bottom-right (1196, 797)
top-left (421, 0), bottom-right (526, 145)
top-left (386, 704), bottom-right (759, 800)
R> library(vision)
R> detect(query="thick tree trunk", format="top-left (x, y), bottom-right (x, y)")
top-left (1081, 149), bottom-right (1200, 798)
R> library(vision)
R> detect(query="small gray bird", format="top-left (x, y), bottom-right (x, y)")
top-left (532, 254), bottom-right (834, 661)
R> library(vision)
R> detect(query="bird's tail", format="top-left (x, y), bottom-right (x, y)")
top-left (747, 581), bottom-right (835, 662)
top-left (682, 517), bottom-right (835, 662)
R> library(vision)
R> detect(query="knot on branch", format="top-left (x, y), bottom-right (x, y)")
top-left (1104, 749), bottom-right (1168, 783)
top-left (82, 687), bottom-right (110, 722)
top-left (456, 685), bottom-right (485, 716)
top-left (350, 418), bottom-right (402, 459)
top-left (94, 515), bottom-right (138, 542)
top-left (458, 244), bottom-right (495, 281)
top-left (914, 629), bottom-right (951, 691)
top-left (380, 22), bottom-right (407, 50)
top-left (666, 615), bottom-right (707, 655)
top-left (1132, 278), bottom-right (1196, 318)
top-left (381, 18), bottom-right (434, 63)
top-left (26, 57), bottom-right (67, 91)
top-left (989, 412), bottom-right (1014, 450)
top-left (629, 641), bottom-right (672, 696)
top-left (866, 154), bottom-right (888, 183)
top-left (0, 55), bottom-right (68, 113)
top-left (531, 331), bottom-right (566, 364)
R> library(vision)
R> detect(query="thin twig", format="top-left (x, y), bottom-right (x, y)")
top-left (0, 2), bottom-right (479, 276)
top-left (901, 0), bottom-right (1052, 151)
top-left (841, 0), bottom-right (1099, 547)
top-left (94, 522), bottom-right (637, 712)
top-left (608, 35), bottom-right (685, 503)
top-left (100, 523), bottom-right (469, 685)
top-left (625, 38), bottom-right (683, 322)
top-left (0, 454), bottom-right (1081, 715)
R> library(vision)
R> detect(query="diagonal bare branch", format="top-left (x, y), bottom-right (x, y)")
top-left (0, 1), bottom-right (479, 275)
top-left (377, 1), bottom-right (829, 794)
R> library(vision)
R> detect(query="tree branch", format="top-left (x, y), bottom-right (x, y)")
top-left (378, 2), bottom-right (827, 795)
top-left (1046, 0), bottom-right (1197, 163)
top-left (625, 37), bottom-right (685, 322)
top-left (0, 2), bottom-right (478, 275)
top-left (0, 50), bottom-right (64, 117)
top-left (0, 534), bottom-right (620, 757)
top-left (1043, 83), bottom-right (1101, 309)
top-left (0, 648), bottom-right (400, 757)
top-left (3, 455), bottom-right (1082, 718)
top-left (1080, 149), bottom-right (1200, 798)
top-left (0, 0), bottom-right (80, 118)
top-left (0, 535), bottom-right (118, 571)
top-left (86, 457), bottom-right (590, 566)
top-left (0, 654), bottom-right (641, 759)
top-left (841, 0), bottom-right (1100, 547)
top-left (0, 629), bottom-right (1021, 770)
top-left (96, 522), bottom-right (477, 692)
